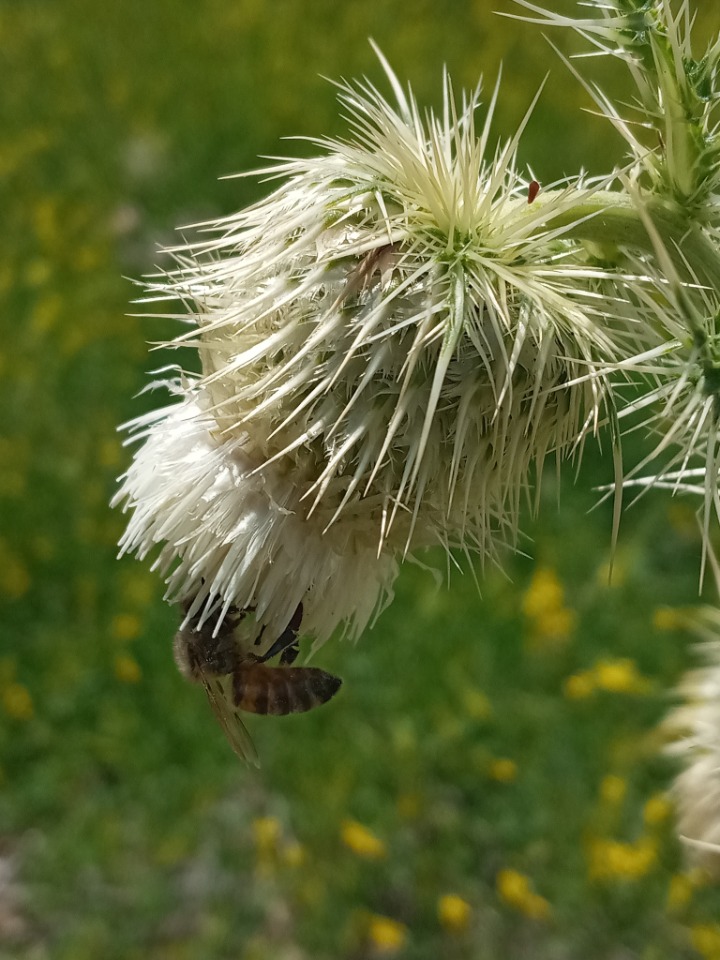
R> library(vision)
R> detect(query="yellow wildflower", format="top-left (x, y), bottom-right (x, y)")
top-left (461, 687), bottom-right (492, 721)
top-left (253, 816), bottom-right (282, 876)
top-left (599, 775), bottom-right (627, 807)
top-left (281, 841), bottom-right (305, 868)
top-left (2, 683), bottom-right (34, 720)
top-left (341, 819), bottom-right (386, 860)
top-left (437, 893), bottom-right (471, 932)
top-left (522, 567), bottom-right (577, 649)
top-left (114, 654), bottom-right (141, 684)
top-left (111, 613), bottom-right (142, 642)
top-left (586, 836), bottom-right (657, 882)
top-left (497, 869), bottom-right (530, 906)
top-left (592, 658), bottom-right (652, 695)
top-left (522, 567), bottom-right (565, 618)
top-left (522, 892), bottom-right (551, 921)
top-left (530, 606), bottom-right (577, 643)
top-left (253, 816), bottom-right (282, 853)
top-left (488, 758), bottom-right (518, 783)
top-left (691, 924), bottom-right (720, 960)
top-left (367, 915), bottom-right (407, 954)
top-left (666, 873), bottom-right (694, 911)
top-left (643, 793), bottom-right (673, 827)
top-left (563, 671), bottom-right (595, 700)
top-left (653, 606), bottom-right (685, 631)
top-left (496, 869), bottom-right (550, 920)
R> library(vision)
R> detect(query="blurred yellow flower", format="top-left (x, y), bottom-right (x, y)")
top-left (496, 869), bottom-right (529, 904)
top-left (281, 840), bottom-right (305, 868)
top-left (2, 683), bottom-right (34, 720)
top-left (522, 566), bottom-right (565, 618)
top-left (586, 836), bottom-right (657, 881)
top-left (653, 606), bottom-right (686, 631)
top-left (367, 914), bottom-right (407, 954)
top-left (496, 869), bottom-right (550, 920)
top-left (592, 658), bottom-right (652, 695)
top-left (114, 654), bottom-right (142, 684)
top-left (488, 758), bottom-right (518, 783)
top-left (461, 687), bottom-right (492, 721)
top-left (522, 892), bottom-right (551, 921)
top-left (691, 924), bottom-right (720, 960)
top-left (643, 792), bottom-right (673, 827)
top-left (437, 893), bottom-right (471, 932)
top-left (565, 659), bottom-right (653, 699)
top-left (666, 873), bottom-right (695, 911)
top-left (563, 671), bottom-right (595, 700)
top-left (253, 816), bottom-right (282, 876)
top-left (341, 819), bottom-right (386, 860)
top-left (253, 816), bottom-right (282, 853)
top-left (599, 775), bottom-right (627, 807)
top-left (530, 606), bottom-right (577, 643)
top-left (111, 613), bottom-right (142, 642)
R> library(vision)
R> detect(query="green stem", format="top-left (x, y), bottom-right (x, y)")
top-left (537, 190), bottom-right (720, 288)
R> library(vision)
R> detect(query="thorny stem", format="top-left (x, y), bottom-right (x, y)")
top-left (530, 189), bottom-right (720, 289)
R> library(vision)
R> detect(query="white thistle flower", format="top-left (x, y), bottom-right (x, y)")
top-left (115, 391), bottom-right (399, 645)
top-left (115, 50), bottom-right (664, 642)
top-left (664, 606), bottom-right (720, 878)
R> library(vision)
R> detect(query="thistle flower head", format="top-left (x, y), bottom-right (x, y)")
top-left (115, 50), bottom-right (661, 642)
top-left (115, 392), bottom-right (399, 645)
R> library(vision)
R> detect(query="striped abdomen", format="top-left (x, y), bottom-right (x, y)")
top-left (232, 664), bottom-right (342, 715)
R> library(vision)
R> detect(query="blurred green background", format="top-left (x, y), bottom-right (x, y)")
top-left (3, 1), bottom-right (720, 957)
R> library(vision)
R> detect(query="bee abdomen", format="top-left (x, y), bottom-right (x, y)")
top-left (233, 666), bottom-right (342, 715)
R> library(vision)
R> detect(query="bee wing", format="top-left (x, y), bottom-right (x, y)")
top-left (201, 673), bottom-right (260, 767)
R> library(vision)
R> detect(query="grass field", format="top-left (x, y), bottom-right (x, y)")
top-left (3, 1), bottom-right (720, 957)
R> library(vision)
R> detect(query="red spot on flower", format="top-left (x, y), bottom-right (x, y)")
top-left (528, 180), bottom-right (540, 204)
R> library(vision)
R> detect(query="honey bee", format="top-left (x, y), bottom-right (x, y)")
top-left (173, 601), bottom-right (342, 765)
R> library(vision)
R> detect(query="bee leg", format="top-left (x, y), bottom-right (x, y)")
top-left (253, 623), bottom-right (266, 648)
top-left (257, 603), bottom-right (304, 663)
top-left (279, 641), bottom-right (300, 666)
